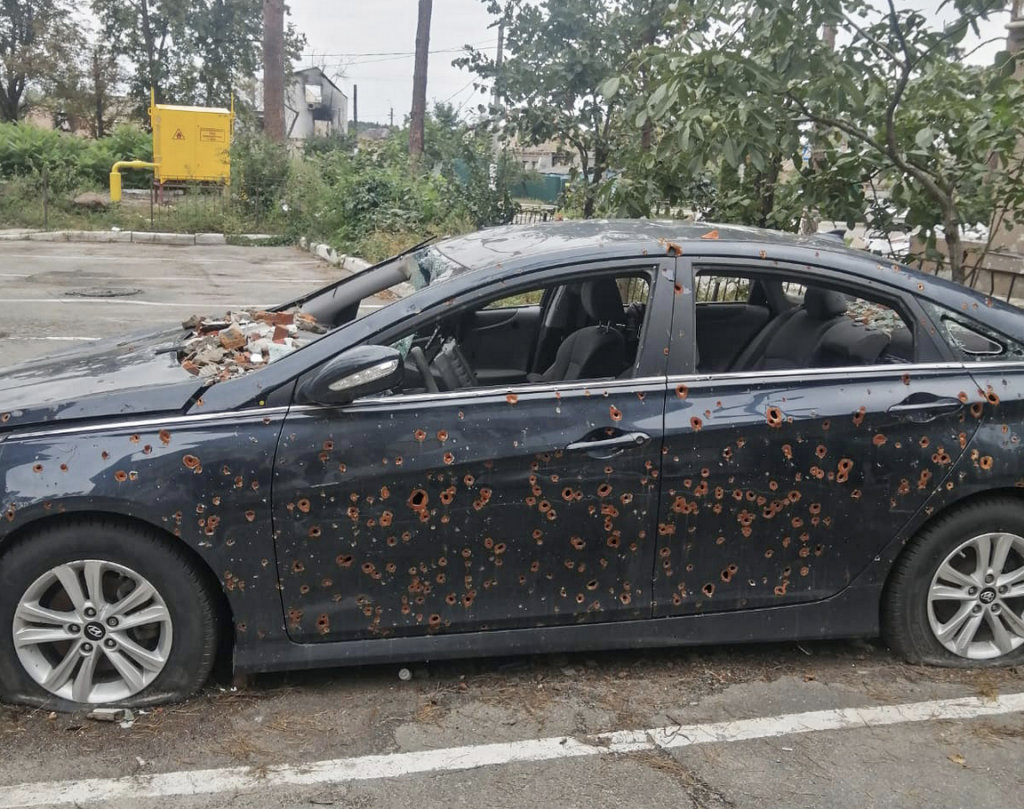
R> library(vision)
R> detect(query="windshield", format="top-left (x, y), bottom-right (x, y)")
top-left (175, 242), bottom-right (466, 383)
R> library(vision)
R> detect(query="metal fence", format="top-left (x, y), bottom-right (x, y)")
top-left (512, 207), bottom-right (558, 225)
top-left (0, 175), bottom-right (288, 236)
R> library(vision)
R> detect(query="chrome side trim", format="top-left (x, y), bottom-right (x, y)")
top-left (288, 376), bottom-right (669, 413)
top-left (7, 406), bottom-right (292, 441)
top-left (962, 360), bottom-right (1024, 372)
top-left (667, 362), bottom-right (974, 385)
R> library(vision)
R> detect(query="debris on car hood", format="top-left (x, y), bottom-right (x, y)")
top-left (179, 309), bottom-right (327, 380)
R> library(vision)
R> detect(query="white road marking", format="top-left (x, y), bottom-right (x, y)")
top-left (0, 300), bottom-right (388, 309)
top-left (0, 336), bottom-right (102, 342)
top-left (0, 299), bottom-right (273, 308)
top-left (0, 252), bottom-right (320, 266)
top-left (2, 692), bottom-right (1021, 808)
top-left (5, 274), bottom-right (329, 284)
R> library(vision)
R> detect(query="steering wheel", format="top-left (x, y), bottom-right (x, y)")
top-left (408, 346), bottom-right (439, 393)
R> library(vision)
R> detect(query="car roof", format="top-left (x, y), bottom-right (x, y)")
top-left (434, 219), bottom-right (846, 270)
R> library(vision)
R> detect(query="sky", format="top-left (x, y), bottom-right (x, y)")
top-left (287, 0), bottom-right (499, 126)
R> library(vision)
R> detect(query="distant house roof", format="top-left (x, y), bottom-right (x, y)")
top-left (292, 66), bottom-right (347, 101)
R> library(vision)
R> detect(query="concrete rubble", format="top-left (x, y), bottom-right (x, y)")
top-left (179, 309), bottom-right (327, 381)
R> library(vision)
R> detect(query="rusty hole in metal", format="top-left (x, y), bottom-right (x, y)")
top-left (782, 444), bottom-right (793, 460)
top-left (159, 430), bottom-right (171, 445)
top-left (506, 393), bottom-right (519, 405)
top-left (676, 384), bottom-right (688, 399)
top-left (609, 405), bottom-right (622, 422)
top-left (980, 455), bottom-right (994, 470)
top-left (437, 429), bottom-right (449, 443)
top-left (872, 433), bottom-right (887, 446)
top-left (852, 406), bottom-right (866, 427)
top-left (970, 402), bottom-right (984, 418)
top-left (766, 407), bottom-right (784, 428)
top-left (690, 416), bottom-right (703, 431)
top-left (987, 389), bottom-right (1000, 405)
top-left (408, 489), bottom-right (429, 510)
top-left (292, 560), bottom-right (305, 573)
top-left (721, 564), bottom-right (738, 582)
top-left (702, 583), bottom-right (715, 597)
top-left (182, 454), bottom-right (201, 469)
top-left (113, 470), bottom-right (127, 482)
top-left (414, 429), bottom-right (427, 442)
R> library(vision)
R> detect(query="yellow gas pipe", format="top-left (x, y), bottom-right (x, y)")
top-left (109, 160), bottom-right (159, 203)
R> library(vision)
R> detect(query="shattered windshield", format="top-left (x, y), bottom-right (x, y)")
top-left (177, 243), bottom-right (464, 382)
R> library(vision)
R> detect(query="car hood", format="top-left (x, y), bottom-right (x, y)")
top-left (0, 325), bottom-right (207, 429)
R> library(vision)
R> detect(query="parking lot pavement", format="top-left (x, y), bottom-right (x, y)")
top-left (1, 642), bottom-right (1022, 809)
top-left (0, 241), bottom-right (339, 367)
top-left (2, 241), bottom-right (1023, 808)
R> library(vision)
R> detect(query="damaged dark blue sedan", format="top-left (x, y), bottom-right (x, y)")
top-left (2, 220), bottom-right (1024, 710)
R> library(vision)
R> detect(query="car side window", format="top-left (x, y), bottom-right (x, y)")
top-left (694, 268), bottom-right (916, 373)
top-left (923, 302), bottom-right (1024, 362)
top-left (376, 270), bottom-right (655, 397)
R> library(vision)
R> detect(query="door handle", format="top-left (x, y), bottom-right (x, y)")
top-left (566, 431), bottom-right (651, 456)
top-left (887, 397), bottom-right (964, 423)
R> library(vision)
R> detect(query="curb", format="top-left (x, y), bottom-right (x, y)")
top-left (0, 230), bottom-right (280, 246)
top-left (299, 237), bottom-right (372, 273)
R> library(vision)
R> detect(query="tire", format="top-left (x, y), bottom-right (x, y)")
top-left (884, 496), bottom-right (1024, 667)
top-left (0, 518), bottom-right (219, 710)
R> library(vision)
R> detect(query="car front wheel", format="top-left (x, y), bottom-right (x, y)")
top-left (885, 497), bottom-right (1024, 666)
top-left (0, 518), bottom-right (219, 710)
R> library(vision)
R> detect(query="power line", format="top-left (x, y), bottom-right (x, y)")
top-left (299, 41), bottom-right (494, 59)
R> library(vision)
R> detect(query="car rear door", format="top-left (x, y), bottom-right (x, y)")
top-left (272, 257), bottom-right (675, 643)
top-left (653, 256), bottom-right (981, 615)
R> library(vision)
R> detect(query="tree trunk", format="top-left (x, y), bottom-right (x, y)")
top-left (262, 0), bottom-right (286, 141)
top-left (409, 0), bottom-right (433, 162)
top-left (946, 228), bottom-right (965, 285)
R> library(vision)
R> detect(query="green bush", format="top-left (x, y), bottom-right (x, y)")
top-left (0, 122), bottom-right (154, 194)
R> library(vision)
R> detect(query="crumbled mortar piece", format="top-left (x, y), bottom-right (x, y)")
top-left (178, 309), bottom-right (324, 381)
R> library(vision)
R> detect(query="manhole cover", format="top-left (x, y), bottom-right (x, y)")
top-left (65, 287), bottom-right (142, 298)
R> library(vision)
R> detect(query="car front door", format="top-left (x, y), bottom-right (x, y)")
top-left (653, 256), bottom-right (982, 616)
top-left (273, 258), bottom-right (674, 643)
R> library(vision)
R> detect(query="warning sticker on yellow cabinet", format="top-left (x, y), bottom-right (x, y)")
top-left (172, 129), bottom-right (185, 140)
top-left (200, 128), bottom-right (226, 142)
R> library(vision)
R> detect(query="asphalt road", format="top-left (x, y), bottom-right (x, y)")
top-left (1, 241), bottom-right (1023, 809)
top-left (0, 240), bottom-right (338, 366)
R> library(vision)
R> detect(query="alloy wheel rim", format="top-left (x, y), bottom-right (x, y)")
top-left (12, 560), bottom-right (173, 704)
top-left (927, 532), bottom-right (1024, 661)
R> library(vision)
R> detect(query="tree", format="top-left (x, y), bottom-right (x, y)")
top-left (645, 0), bottom-right (1024, 284)
top-left (409, 0), bottom-right (432, 162)
top-left (458, 0), bottom-right (673, 218)
top-left (48, 43), bottom-right (125, 136)
top-left (0, 0), bottom-right (82, 121)
top-left (91, 0), bottom-right (305, 111)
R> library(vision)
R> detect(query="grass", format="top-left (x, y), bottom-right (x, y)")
top-left (0, 183), bottom-right (286, 236)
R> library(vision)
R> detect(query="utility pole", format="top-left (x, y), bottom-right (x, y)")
top-left (390, 107), bottom-right (394, 128)
top-left (262, 0), bottom-right (286, 142)
top-left (352, 84), bottom-right (358, 136)
top-left (409, 0), bottom-right (433, 161)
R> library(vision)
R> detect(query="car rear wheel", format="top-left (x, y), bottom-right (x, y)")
top-left (0, 519), bottom-right (219, 710)
top-left (884, 497), bottom-right (1024, 667)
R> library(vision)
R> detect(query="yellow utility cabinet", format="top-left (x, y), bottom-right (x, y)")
top-left (150, 92), bottom-right (234, 184)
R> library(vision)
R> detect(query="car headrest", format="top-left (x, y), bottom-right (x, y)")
top-left (804, 287), bottom-right (848, 320)
top-left (581, 279), bottom-right (624, 323)
top-left (819, 319), bottom-right (891, 365)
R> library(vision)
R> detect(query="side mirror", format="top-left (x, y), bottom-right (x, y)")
top-left (298, 345), bottom-right (403, 406)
